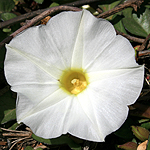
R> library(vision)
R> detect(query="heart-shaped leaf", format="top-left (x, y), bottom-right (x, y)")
top-left (122, 8), bottom-right (150, 37)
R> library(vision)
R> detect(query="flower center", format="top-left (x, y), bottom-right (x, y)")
top-left (60, 69), bottom-right (88, 95)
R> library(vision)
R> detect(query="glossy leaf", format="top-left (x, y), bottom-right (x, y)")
top-left (132, 8), bottom-right (150, 36)
top-left (122, 8), bottom-right (150, 37)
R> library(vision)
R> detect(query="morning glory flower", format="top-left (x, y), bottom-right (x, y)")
top-left (4, 9), bottom-right (144, 142)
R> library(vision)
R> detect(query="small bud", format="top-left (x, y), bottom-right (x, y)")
top-left (131, 126), bottom-right (150, 141)
top-left (118, 142), bottom-right (137, 150)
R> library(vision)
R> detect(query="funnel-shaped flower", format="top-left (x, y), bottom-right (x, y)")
top-left (4, 10), bottom-right (144, 142)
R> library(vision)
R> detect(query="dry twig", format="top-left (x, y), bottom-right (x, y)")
top-left (1, 127), bottom-right (33, 150)
top-left (116, 30), bottom-right (150, 48)
top-left (0, 6), bottom-right (81, 50)
top-left (0, 0), bottom-right (100, 29)
top-left (138, 34), bottom-right (150, 51)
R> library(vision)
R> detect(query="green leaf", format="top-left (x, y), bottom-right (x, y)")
top-left (2, 28), bottom-right (11, 32)
top-left (36, 148), bottom-right (43, 150)
top-left (122, 8), bottom-right (150, 37)
top-left (0, 0), bottom-right (15, 13)
top-left (1, 109), bottom-right (16, 124)
top-left (98, 0), bottom-right (121, 20)
top-left (146, 135), bottom-right (150, 150)
top-left (111, 15), bottom-right (127, 33)
top-left (49, 2), bottom-right (59, 7)
top-left (9, 122), bottom-right (19, 130)
top-left (0, 12), bottom-right (17, 21)
top-left (122, 7), bottom-right (133, 18)
top-left (25, 146), bottom-right (34, 150)
top-left (132, 8), bottom-right (150, 36)
top-left (32, 134), bottom-right (82, 150)
top-left (34, 0), bottom-right (44, 4)
top-left (141, 122), bottom-right (150, 130)
top-left (0, 12), bottom-right (20, 35)
top-left (0, 90), bottom-right (16, 124)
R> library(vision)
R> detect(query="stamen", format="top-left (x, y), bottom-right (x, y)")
top-left (60, 70), bottom-right (88, 95)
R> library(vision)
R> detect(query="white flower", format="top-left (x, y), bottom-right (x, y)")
top-left (4, 9), bottom-right (144, 142)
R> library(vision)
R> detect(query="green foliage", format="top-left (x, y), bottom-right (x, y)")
top-left (0, 91), bottom-right (16, 124)
top-left (0, 12), bottom-right (17, 21)
top-left (32, 134), bottom-right (82, 150)
top-left (146, 135), bottom-right (150, 150)
top-left (25, 146), bottom-right (34, 150)
top-left (34, 0), bottom-right (44, 4)
top-left (0, 12), bottom-right (20, 34)
top-left (141, 121), bottom-right (150, 130)
top-left (9, 122), bottom-right (19, 130)
top-left (122, 7), bottom-right (150, 37)
top-left (49, 2), bottom-right (59, 7)
top-left (112, 15), bottom-right (127, 33)
top-left (0, 0), bottom-right (15, 13)
top-left (98, 0), bottom-right (121, 20)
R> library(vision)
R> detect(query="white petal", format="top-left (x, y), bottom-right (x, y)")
top-left (87, 67), bottom-right (143, 130)
top-left (88, 66), bottom-right (144, 83)
top-left (79, 88), bottom-right (129, 138)
top-left (5, 44), bottom-right (62, 81)
top-left (5, 10), bottom-right (86, 76)
top-left (82, 10), bottom-right (116, 69)
top-left (19, 93), bottom-right (104, 142)
top-left (75, 64), bottom-right (144, 141)
top-left (89, 65), bottom-right (144, 105)
top-left (17, 88), bottom-right (70, 123)
top-left (71, 11), bottom-right (84, 69)
top-left (4, 45), bottom-right (60, 86)
top-left (44, 10), bottom-right (84, 69)
top-left (13, 83), bottom-right (59, 104)
top-left (86, 35), bottom-right (138, 72)
top-left (17, 94), bottom-right (73, 138)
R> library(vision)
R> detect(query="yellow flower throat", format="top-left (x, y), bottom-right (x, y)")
top-left (60, 69), bottom-right (88, 95)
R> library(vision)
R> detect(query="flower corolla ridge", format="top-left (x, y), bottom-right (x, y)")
top-left (4, 9), bottom-right (144, 142)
